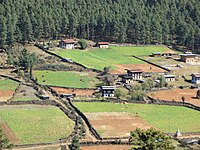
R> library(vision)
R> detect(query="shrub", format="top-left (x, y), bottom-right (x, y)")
top-left (78, 39), bottom-right (87, 50)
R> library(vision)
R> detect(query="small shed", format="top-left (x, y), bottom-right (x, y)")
top-left (127, 69), bottom-right (143, 80)
top-left (97, 42), bottom-right (109, 48)
top-left (191, 73), bottom-right (200, 84)
top-left (163, 75), bottom-right (176, 82)
top-left (59, 39), bottom-right (76, 49)
top-left (151, 52), bottom-right (161, 57)
top-left (180, 54), bottom-right (196, 63)
top-left (100, 86), bottom-right (115, 97)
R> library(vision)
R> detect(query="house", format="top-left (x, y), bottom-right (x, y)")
top-left (121, 75), bottom-right (134, 84)
top-left (180, 54), bottom-right (196, 63)
top-left (151, 52), bottom-right (161, 57)
top-left (191, 73), bottom-right (200, 84)
top-left (127, 69), bottom-right (143, 80)
top-left (97, 42), bottom-right (109, 48)
top-left (100, 86), bottom-right (115, 97)
top-left (163, 75), bottom-right (176, 82)
top-left (59, 39), bottom-right (76, 49)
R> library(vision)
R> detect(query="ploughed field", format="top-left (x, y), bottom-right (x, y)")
top-left (74, 102), bottom-right (200, 137)
top-left (0, 105), bottom-right (75, 144)
top-left (0, 78), bottom-right (19, 101)
top-left (148, 89), bottom-right (200, 107)
top-left (52, 46), bottom-right (171, 71)
top-left (34, 70), bottom-right (101, 88)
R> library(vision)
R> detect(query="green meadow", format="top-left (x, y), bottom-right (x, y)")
top-left (53, 46), bottom-right (170, 70)
top-left (0, 105), bottom-right (74, 144)
top-left (0, 79), bottom-right (19, 91)
top-left (74, 102), bottom-right (200, 133)
top-left (34, 70), bottom-right (101, 88)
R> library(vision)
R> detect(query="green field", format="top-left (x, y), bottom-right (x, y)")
top-left (0, 105), bottom-right (74, 144)
top-left (0, 79), bottom-right (19, 90)
top-left (74, 102), bottom-right (200, 133)
top-left (53, 46), bottom-right (170, 70)
top-left (34, 70), bottom-right (101, 88)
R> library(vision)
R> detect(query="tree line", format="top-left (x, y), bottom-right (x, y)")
top-left (0, 0), bottom-right (199, 52)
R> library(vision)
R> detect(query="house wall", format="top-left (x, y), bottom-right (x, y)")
top-left (181, 57), bottom-right (195, 63)
top-left (129, 73), bottom-right (142, 80)
top-left (99, 45), bottom-right (109, 48)
top-left (102, 90), bottom-right (115, 97)
top-left (59, 41), bottom-right (75, 49)
top-left (122, 78), bottom-right (133, 84)
top-left (165, 78), bottom-right (176, 82)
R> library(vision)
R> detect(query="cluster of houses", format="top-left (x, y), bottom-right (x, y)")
top-left (59, 39), bottom-right (109, 49)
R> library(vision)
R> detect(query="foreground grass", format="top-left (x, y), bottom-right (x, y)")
top-left (0, 105), bottom-right (75, 144)
top-left (0, 79), bottom-right (19, 90)
top-left (74, 102), bottom-right (200, 133)
top-left (34, 70), bottom-right (101, 88)
top-left (53, 46), bottom-right (170, 70)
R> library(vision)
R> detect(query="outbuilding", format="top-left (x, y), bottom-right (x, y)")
top-left (163, 75), bottom-right (176, 82)
top-left (59, 39), bottom-right (76, 49)
top-left (191, 73), bottom-right (200, 84)
top-left (121, 75), bottom-right (134, 84)
top-left (97, 42), bottom-right (109, 48)
top-left (180, 54), bottom-right (196, 63)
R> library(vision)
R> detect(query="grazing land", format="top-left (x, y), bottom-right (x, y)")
top-left (34, 70), bottom-right (101, 88)
top-left (74, 102), bottom-right (200, 133)
top-left (52, 46), bottom-right (171, 71)
top-left (0, 78), bottom-right (19, 101)
top-left (148, 89), bottom-right (200, 107)
top-left (0, 105), bottom-right (75, 144)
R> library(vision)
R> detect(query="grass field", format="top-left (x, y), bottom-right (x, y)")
top-left (0, 105), bottom-right (74, 144)
top-left (74, 102), bottom-right (200, 133)
top-left (0, 78), bottom-right (19, 90)
top-left (53, 46), bottom-right (170, 70)
top-left (34, 70), bottom-right (101, 88)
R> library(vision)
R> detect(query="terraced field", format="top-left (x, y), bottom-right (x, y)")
top-left (0, 105), bottom-right (75, 144)
top-left (53, 46), bottom-right (171, 71)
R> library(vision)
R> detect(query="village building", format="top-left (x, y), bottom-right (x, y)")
top-left (180, 54), bottom-right (196, 63)
top-left (100, 86), bottom-right (115, 97)
top-left (121, 75), bottom-right (134, 84)
top-left (97, 42), bottom-right (109, 48)
top-left (59, 39), bottom-right (76, 49)
top-left (191, 73), bottom-right (200, 84)
top-left (163, 75), bottom-right (176, 82)
top-left (127, 69), bottom-right (143, 80)
top-left (151, 52), bottom-right (161, 57)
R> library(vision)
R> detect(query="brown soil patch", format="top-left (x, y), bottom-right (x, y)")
top-left (148, 89), bottom-right (200, 107)
top-left (0, 123), bottom-right (19, 143)
top-left (81, 145), bottom-right (131, 150)
top-left (0, 90), bottom-right (14, 101)
top-left (85, 112), bottom-right (153, 138)
top-left (111, 64), bottom-right (166, 74)
top-left (51, 87), bottom-right (95, 96)
top-left (163, 49), bottom-right (176, 53)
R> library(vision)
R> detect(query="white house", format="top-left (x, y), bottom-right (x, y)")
top-left (163, 75), bottom-right (176, 82)
top-left (97, 42), bottom-right (109, 48)
top-left (59, 39), bottom-right (76, 49)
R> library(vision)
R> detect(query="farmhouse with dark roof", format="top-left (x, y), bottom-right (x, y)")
top-left (101, 86), bottom-right (115, 97)
top-left (180, 54), bottom-right (196, 63)
top-left (163, 75), bottom-right (176, 82)
top-left (126, 69), bottom-right (143, 80)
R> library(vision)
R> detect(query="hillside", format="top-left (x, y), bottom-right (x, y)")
top-left (0, 0), bottom-right (199, 52)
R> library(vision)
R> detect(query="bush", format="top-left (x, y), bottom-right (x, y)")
top-left (130, 90), bottom-right (147, 101)
top-left (78, 39), bottom-right (87, 50)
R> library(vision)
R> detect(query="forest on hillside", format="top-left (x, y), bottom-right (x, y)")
top-left (0, 0), bottom-right (200, 52)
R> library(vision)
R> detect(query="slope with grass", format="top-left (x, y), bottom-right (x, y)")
top-left (0, 105), bottom-right (75, 144)
top-left (52, 46), bottom-right (171, 70)
top-left (74, 102), bottom-right (200, 133)
top-left (0, 78), bottom-right (19, 91)
top-left (34, 70), bottom-right (101, 88)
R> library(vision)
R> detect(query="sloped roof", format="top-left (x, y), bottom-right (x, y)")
top-left (192, 73), bottom-right (200, 78)
top-left (62, 39), bottom-right (76, 43)
top-left (127, 69), bottom-right (143, 73)
top-left (98, 42), bottom-right (109, 45)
